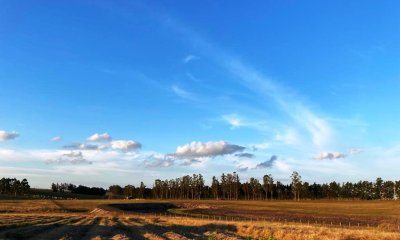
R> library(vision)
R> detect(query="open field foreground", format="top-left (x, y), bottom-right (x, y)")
top-left (0, 200), bottom-right (399, 240)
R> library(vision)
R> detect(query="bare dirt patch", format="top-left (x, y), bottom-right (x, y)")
top-left (102, 203), bottom-right (178, 214)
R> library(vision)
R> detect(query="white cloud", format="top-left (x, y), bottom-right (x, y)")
top-left (250, 142), bottom-right (270, 151)
top-left (0, 147), bottom-right (141, 164)
top-left (171, 85), bottom-right (195, 100)
top-left (275, 128), bottom-right (300, 145)
top-left (162, 16), bottom-right (333, 148)
top-left (46, 151), bottom-right (92, 165)
top-left (227, 60), bottom-right (333, 147)
top-left (144, 154), bottom-right (174, 168)
top-left (222, 114), bottom-right (242, 129)
top-left (0, 130), bottom-right (19, 141)
top-left (180, 158), bottom-right (202, 166)
top-left (349, 148), bottom-right (363, 155)
top-left (314, 151), bottom-right (346, 160)
top-left (234, 153), bottom-right (254, 158)
top-left (255, 155), bottom-right (278, 169)
top-left (62, 151), bottom-right (83, 158)
top-left (301, 112), bottom-right (332, 147)
top-left (111, 140), bottom-right (141, 152)
top-left (98, 144), bottom-right (109, 150)
top-left (86, 133), bottom-right (112, 142)
top-left (275, 160), bottom-right (292, 173)
top-left (63, 143), bottom-right (107, 151)
top-left (0, 148), bottom-right (158, 186)
top-left (0, 149), bottom-right (38, 162)
top-left (50, 136), bottom-right (62, 142)
top-left (175, 141), bottom-right (245, 158)
top-left (222, 114), bottom-right (270, 131)
top-left (184, 54), bottom-right (199, 63)
top-left (237, 165), bottom-right (249, 172)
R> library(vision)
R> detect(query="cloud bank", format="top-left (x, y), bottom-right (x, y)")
top-left (46, 151), bottom-right (92, 165)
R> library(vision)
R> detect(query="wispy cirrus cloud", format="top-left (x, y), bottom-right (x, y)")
top-left (50, 136), bottom-right (62, 142)
top-left (171, 85), bottom-right (196, 101)
top-left (226, 60), bottom-right (332, 148)
top-left (162, 14), bottom-right (334, 149)
top-left (349, 148), bottom-right (363, 155)
top-left (250, 142), bottom-right (270, 151)
top-left (183, 54), bottom-right (199, 63)
top-left (222, 114), bottom-right (242, 129)
top-left (275, 128), bottom-right (300, 145)
top-left (222, 114), bottom-right (270, 131)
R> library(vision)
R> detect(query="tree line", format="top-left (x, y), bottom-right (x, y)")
top-left (0, 178), bottom-right (30, 196)
top-left (44, 171), bottom-right (400, 200)
top-left (145, 171), bottom-right (400, 200)
top-left (51, 182), bottom-right (106, 196)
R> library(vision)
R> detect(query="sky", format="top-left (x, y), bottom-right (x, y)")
top-left (0, 1), bottom-right (399, 188)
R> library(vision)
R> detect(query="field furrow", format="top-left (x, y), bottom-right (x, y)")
top-left (0, 200), bottom-right (399, 239)
top-left (0, 216), bottom-right (68, 239)
top-left (0, 216), bottom-right (62, 233)
top-left (80, 216), bottom-right (128, 240)
top-left (28, 216), bottom-right (86, 240)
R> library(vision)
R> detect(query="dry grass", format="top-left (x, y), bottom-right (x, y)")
top-left (0, 213), bottom-right (399, 239)
top-left (0, 199), bottom-right (399, 239)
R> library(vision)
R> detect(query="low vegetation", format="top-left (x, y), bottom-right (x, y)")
top-left (0, 199), bottom-right (399, 239)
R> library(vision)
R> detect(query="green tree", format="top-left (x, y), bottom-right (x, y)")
top-left (108, 185), bottom-right (123, 197)
top-left (123, 185), bottom-right (135, 198)
top-left (291, 171), bottom-right (302, 201)
top-left (21, 179), bottom-right (30, 194)
top-left (211, 176), bottom-right (219, 199)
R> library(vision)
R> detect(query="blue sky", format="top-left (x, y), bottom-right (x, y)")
top-left (0, 1), bottom-right (399, 188)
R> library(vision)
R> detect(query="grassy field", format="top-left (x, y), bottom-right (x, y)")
top-left (0, 199), bottom-right (399, 239)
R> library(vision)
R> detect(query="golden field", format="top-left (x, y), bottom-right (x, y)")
top-left (0, 199), bottom-right (399, 240)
